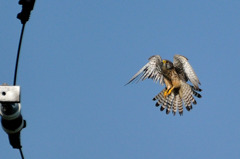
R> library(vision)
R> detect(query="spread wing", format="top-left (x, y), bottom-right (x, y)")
top-left (173, 54), bottom-right (201, 89)
top-left (126, 55), bottom-right (164, 85)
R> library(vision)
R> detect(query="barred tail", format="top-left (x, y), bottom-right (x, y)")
top-left (173, 94), bottom-right (183, 115)
top-left (179, 82), bottom-right (201, 112)
top-left (153, 82), bottom-right (201, 115)
top-left (153, 88), bottom-right (176, 115)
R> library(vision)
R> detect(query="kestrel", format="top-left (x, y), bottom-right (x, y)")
top-left (126, 55), bottom-right (202, 115)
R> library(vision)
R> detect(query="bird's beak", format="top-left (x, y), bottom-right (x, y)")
top-left (162, 60), bottom-right (166, 64)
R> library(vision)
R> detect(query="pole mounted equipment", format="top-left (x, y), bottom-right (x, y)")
top-left (17, 0), bottom-right (36, 24)
top-left (0, 84), bottom-right (26, 149)
top-left (1, 1), bottom-right (36, 159)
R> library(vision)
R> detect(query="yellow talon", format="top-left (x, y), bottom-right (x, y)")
top-left (164, 90), bottom-right (168, 98)
top-left (164, 87), bottom-right (175, 98)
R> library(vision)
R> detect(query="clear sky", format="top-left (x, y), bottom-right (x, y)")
top-left (1, 1), bottom-right (240, 159)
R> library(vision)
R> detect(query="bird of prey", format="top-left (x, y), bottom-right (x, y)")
top-left (126, 55), bottom-right (202, 115)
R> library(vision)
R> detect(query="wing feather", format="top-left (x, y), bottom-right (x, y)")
top-left (126, 55), bottom-right (164, 85)
top-left (173, 55), bottom-right (201, 89)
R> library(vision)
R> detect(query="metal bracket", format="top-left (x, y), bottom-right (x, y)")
top-left (0, 85), bottom-right (20, 103)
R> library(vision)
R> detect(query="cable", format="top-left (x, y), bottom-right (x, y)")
top-left (11, 1), bottom-right (35, 158)
top-left (13, 23), bottom-right (26, 158)
top-left (13, 23), bottom-right (26, 86)
top-left (19, 148), bottom-right (25, 159)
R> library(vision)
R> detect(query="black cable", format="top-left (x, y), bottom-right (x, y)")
top-left (19, 148), bottom-right (25, 159)
top-left (13, 23), bottom-right (26, 85)
top-left (9, 1), bottom-right (36, 158)
top-left (14, 23), bottom-right (26, 159)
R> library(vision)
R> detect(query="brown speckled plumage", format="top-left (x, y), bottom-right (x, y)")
top-left (127, 55), bottom-right (202, 116)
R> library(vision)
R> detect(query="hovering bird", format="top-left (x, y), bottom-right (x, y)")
top-left (126, 55), bottom-right (202, 115)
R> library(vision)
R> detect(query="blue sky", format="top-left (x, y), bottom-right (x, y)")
top-left (1, 1), bottom-right (240, 158)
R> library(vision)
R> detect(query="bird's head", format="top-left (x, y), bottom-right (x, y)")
top-left (161, 60), bottom-right (173, 70)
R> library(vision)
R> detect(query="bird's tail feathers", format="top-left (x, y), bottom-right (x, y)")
top-left (179, 82), bottom-right (198, 111)
top-left (153, 82), bottom-right (201, 115)
top-left (153, 88), bottom-right (177, 115)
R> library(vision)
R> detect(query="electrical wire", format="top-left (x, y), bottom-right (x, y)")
top-left (19, 148), bottom-right (25, 159)
top-left (10, 1), bottom-right (35, 158)
top-left (13, 23), bottom-right (26, 86)
top-left (14, 23), bottom-right (26, 159)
